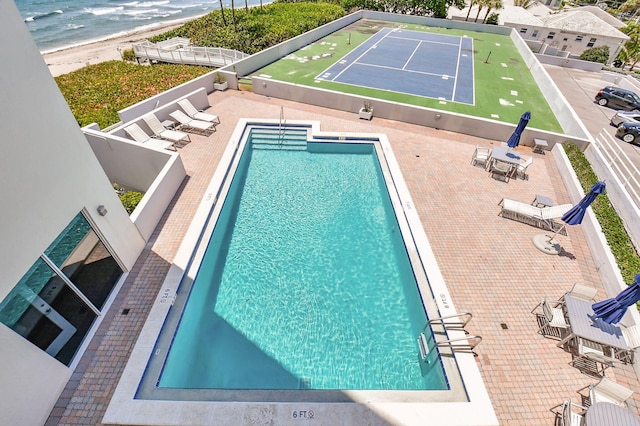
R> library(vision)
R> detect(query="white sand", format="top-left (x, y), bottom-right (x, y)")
top-left (42, 22), bottom-right (188, 77)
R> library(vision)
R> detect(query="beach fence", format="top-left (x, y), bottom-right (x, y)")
top-left (132, 37), bottom-right (249, 68)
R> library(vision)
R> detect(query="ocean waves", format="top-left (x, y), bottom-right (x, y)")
top-left (15, 0), bottom-right (229, 51)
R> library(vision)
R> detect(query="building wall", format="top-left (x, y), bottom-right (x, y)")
top-left (0, 2), bottom-right (147, 424)
top-left (512, 24), bottom-right (625, 62)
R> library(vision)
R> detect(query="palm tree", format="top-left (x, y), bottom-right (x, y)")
top-left (474, 0), bottom-right (487, 22)
top-left (218, 0), bottom-right (227, 26)
top-left (482, 0), bottom-right (502, 23)
top-left (465, 0), bottom-right (477, 21)
top-left (231, 0), bottom-right (237, 32)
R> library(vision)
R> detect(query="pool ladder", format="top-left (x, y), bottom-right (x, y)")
top-left (278, 106), bottom-right (286, 145)
top-left (417, 312), bottom-right (482, 361)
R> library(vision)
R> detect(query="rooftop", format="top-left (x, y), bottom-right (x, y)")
top-left (47, 89), bottom-right (640, 425)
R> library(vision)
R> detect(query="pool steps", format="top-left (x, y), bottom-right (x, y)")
top-left (251, 128), bottom-right (308, 151)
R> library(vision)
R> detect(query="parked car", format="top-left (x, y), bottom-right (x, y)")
top-left (615, 121), bottom-right (640, 143)
top-left (595, 86), bottom-right (640, 110)
top-left (610, 110), bottom-right (640, 127)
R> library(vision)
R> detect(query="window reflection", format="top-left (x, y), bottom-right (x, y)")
top-left (0, 212), bottom-right (123, 365)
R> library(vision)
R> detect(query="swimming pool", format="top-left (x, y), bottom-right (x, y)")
top-left (105, 119), bottom-right (497, 426)
top-left (156, 126), bottom-right (447, 392)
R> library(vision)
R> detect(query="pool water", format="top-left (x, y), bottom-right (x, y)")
top-left (158, 128), bottom-right (447, 391)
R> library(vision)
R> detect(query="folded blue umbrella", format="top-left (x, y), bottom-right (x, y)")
top-left (561, 181), bottom-right (606, 226)
top-left (506, 111), bottom-right (531, 149)
top-left (593, 274), bottom-right (640, 324)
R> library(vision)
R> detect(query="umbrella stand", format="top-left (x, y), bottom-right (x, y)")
top-left (532, 224), bottom-right (565, 255)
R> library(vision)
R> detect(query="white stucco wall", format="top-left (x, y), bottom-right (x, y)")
top-left (0, 2), bottom-right (147, 424)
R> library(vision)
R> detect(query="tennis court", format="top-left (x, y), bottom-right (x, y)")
top-left (317, 27), bottom-right (475, 104)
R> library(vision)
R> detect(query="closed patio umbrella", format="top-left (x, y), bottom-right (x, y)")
top-left (593, 274), bottom-right (640, 324)
top-left (506, 111), bottom-right (531, 149)
top-left (533, 181), bottom-right (606, 255)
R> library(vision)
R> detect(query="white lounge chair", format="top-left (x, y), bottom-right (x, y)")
top-left (499, 198), bottom-right (573, 232)
top-left (123, 123), bottom-right (176, 151)
top-left (570, 338), bottom-right (616, 378)
top-left (620, 324), bottom-right (640, 363)
top-left (169, 110), bottom-right (215, 135)
top-left (142, 113), bottom-right (191, 146)
top-left (177, 98), bottom-right (220, 124)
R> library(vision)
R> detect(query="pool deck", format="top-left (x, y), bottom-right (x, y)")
top-left (47, 90), bottom-right (640, 425)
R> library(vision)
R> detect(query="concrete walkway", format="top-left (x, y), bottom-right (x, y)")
top-left (46, 90), bottom-right (640, 425)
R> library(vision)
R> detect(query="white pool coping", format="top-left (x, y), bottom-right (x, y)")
top-left (103, 119), bottom-right (498, 426)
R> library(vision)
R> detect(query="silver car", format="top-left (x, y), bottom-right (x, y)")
top-left (610, 110), bottom-right (640, 127)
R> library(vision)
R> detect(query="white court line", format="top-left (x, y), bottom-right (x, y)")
top-left (355, 61), bottom-right (456, 78)
top-left (332, 29), bottom-right (396, 82)
top-left (451, 38), bottom-right (462, 102)
top-left (402, 41), bottom-right (423, 70)
top-left (387, 34), bottom-right (460, 46)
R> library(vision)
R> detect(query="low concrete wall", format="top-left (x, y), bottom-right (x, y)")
top-left (84, 128), bottom-right (187, 241)
top-left (535, 54), bottom-right (604, 72)
top-left (510, 32), bottom-right (592, 141)
top-left (583, 141), bottom-right (640, 255)
top-left (130, 154), bottom-right (186, 241)
top-left (553, 143), bottom-right (640, 328)
top-left (253, 76), bottom-right (591, 149)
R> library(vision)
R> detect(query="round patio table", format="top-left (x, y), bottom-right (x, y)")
top-left (586, 402), bottom-right (640, 426)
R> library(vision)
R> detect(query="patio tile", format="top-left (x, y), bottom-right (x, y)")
top-left (47, 90), bottom-right (640, 425)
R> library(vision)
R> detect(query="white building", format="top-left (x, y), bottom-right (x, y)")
top-left (0, 2), bottom-right (149, 424)
top-left (451, 4), bottom-right (629, 63)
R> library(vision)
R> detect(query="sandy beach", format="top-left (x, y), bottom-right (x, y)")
top-left (42, 22), bottom-right (189, 77)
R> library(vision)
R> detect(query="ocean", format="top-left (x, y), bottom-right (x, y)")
top-left (14, 0), bottom-right (264, 53)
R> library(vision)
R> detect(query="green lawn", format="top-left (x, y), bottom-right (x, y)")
top-left (252, 19), bottom-right (563, 133)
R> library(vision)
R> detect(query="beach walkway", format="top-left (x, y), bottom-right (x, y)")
top-left (46, 90), bottom-right (640, 425)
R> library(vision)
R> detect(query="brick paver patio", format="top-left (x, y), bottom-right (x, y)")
top-left (46, 90), bottom-right (640, 425)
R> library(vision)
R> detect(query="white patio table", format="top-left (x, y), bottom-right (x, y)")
top-left (585, 402), bottom-right (640, 426)
top-left (558, 295), bottom-right (632, 363)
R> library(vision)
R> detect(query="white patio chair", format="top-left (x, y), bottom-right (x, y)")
top-left (490, 159), bottom-right (512, 182)
top-left (142, 113), bottom-right (191, 147)
top-left (620, 324), bottom-right (640, 363)
top-left (531, 299), bottom-right (569, 339)
top-left (570, 339), bottom-right (616, 378)
top-left (563, 283), bottom-right (598, 302)
top-left (177, 98), bottom-right (220, 124)
top-left (471, 145), bottom-right (491, 169)
top-left (559, 399), bottom-right (586, 426)
top-left (579, 377), bottom-right (634, 407)
top-left (516, 155), bottom-right (533, 180)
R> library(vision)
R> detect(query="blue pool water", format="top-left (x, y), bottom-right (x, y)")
top-left (158, 127), bottom-right (447, 391)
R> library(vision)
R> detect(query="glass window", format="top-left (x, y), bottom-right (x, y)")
top-left (576, 36), bottom-right (583, 41)
top-left (44, 213), bottom-right (122, 310)
top-left (532, 30), bottom-right (539, 38)
top-left (0, 258), bottom-right (97, 365)
top-left (547, 32), bottom-right (556, 40)
top-left (587, 38), bottom-right (596, 47)
top-left (0, 212), bottom-right (123, 365)
top-left (520, 28), bottom-right (528, 34)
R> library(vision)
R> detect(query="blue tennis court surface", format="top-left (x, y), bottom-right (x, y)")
top-left (317, 28), bottom-right (475, 104)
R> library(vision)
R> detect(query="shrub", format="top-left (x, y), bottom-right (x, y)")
top-left (119, 191), bottom-right (144, 214)
top-left (121, 48), bottom-right (136, 62)
top-left (579, 46), bottom-right (610, 64)
top-left (485, 13), bottom-right (499, 25)
top-left (55, 61), bottom-right (210, 128)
